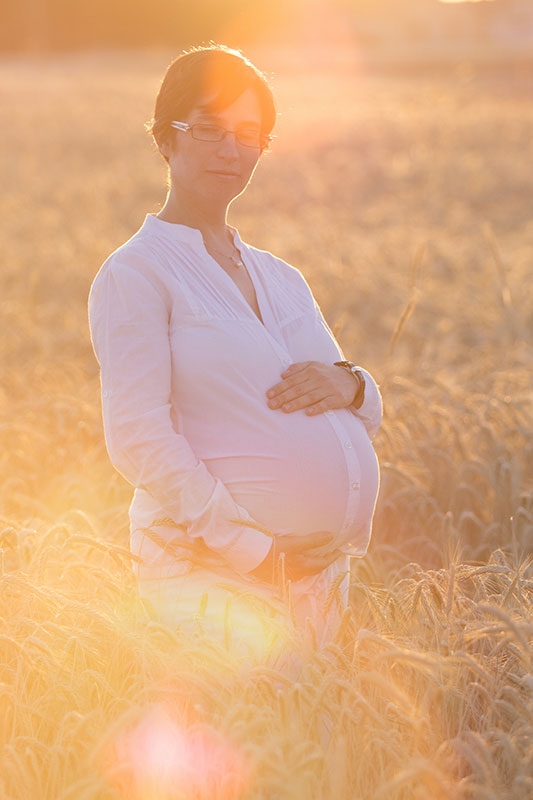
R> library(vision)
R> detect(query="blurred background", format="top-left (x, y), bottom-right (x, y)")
top-left (4, 0), bottom-right (533, 62)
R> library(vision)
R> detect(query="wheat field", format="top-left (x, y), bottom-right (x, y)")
top-left (1, 47), bottom-right (532, 799)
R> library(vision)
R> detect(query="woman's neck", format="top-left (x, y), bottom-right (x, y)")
top-left (156, 193), bottom-right (232, 244)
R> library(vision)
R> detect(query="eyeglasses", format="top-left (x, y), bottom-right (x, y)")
top-left (170, 120), bottom-right (274, 150)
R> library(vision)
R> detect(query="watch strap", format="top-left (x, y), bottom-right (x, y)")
top-left (333, 361), bottom-right (365, 407)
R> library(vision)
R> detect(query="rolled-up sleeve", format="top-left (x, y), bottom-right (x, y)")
top-left (87, 256), bottom-right (273, 575)
top-left (344, 366), bottom-right (383, 441)
top-left (313, 297), bottom-right (383, 441)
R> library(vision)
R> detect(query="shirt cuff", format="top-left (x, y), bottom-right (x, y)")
top-left (346, 366), bottom-right (383, 440)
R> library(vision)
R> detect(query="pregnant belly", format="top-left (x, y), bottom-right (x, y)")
top-left (200, 408), bottom-right (380, 546)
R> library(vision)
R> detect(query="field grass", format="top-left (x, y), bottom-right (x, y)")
top-left (0, 46), bottom-right (532, 799)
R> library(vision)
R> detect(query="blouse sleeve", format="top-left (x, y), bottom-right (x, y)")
top-left (312, 297), bottom-right (383, 441)
top-left (87, 255), bottom-right (273, 576)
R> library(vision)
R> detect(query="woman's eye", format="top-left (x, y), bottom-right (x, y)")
top-left (194, 124), bottom-right (223, 140)
top-left (237, 129), bottom-right (262, 145)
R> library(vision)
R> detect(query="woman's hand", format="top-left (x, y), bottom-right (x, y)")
top-left (266, 361), bottom-right (360, 416)
top-left (248, 531), bottom-right (343, 583)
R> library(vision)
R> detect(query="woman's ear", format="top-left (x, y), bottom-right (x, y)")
top-left (156, 132), bottom-right (174, 163)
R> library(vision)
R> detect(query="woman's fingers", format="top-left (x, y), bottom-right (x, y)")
top-left (253, 546), bottom-right (343, 583)
top-left (302, 548), bottom-right (342, 568)
top-left (281, 531), bottom-right (335, 552)
top-left (252, 534), bottom-right (341, 583)
top-left (286, 548), bottom-right (343, 579)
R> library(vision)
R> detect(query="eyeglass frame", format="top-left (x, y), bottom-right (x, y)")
top-left (170, 120), bottom-right (275, 150)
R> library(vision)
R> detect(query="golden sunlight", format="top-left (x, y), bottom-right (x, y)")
top-left (137, 574), bottom-right (296, 664)
top-left (2, 0), bottom-right (532, 795)
top-left (99, 701), bottom-right (251, 799)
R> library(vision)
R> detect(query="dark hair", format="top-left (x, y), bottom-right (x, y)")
top-left (145, 43), bottom-right (277, 164)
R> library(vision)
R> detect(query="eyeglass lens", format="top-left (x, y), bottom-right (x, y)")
top-left (192, 124), bottom-right (265, 148)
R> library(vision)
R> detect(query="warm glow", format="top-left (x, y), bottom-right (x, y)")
top-left (99, 701), bottom-right (252, 799)
top-left (168, 579), bottom-right (295, 663)
top-left (3, 0), bottom-right (531, 794)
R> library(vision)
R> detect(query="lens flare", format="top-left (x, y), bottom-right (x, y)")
top-left (100, 701), bottom-right (252, 800)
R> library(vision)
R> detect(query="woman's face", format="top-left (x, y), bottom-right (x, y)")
top-left (163, 87), bottom-right (265, 208)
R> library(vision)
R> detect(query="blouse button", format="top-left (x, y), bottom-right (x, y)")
top-left (326, 410), bottom-right (334, 416)
top-left (344, 441), bottom-right (352, 448)
top-left (103, 390), bottom-right (108, 398)
top-left (352, 481), bottom-right (360, 490)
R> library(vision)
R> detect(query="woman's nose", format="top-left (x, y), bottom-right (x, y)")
top-left (217, 131), bottom-right (240, 157)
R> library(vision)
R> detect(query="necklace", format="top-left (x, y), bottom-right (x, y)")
top-left (204, 233), bottom-right (244, 268)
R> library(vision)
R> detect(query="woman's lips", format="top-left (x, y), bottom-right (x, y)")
top-left (207, 170), bottom-right (240, 179)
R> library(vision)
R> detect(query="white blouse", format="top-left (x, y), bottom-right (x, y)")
top-left (88, 213), bottom-right (382, 583)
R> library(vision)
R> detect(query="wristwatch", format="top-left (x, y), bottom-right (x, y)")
top-left (333, 361), bottom-right (366, 408)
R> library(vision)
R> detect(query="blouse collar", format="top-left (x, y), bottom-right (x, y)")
top-left (140, 212), bottom-right (244, 249)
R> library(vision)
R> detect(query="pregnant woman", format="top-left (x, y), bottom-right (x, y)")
top-left (88, 44), bottom-right (382, 658)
